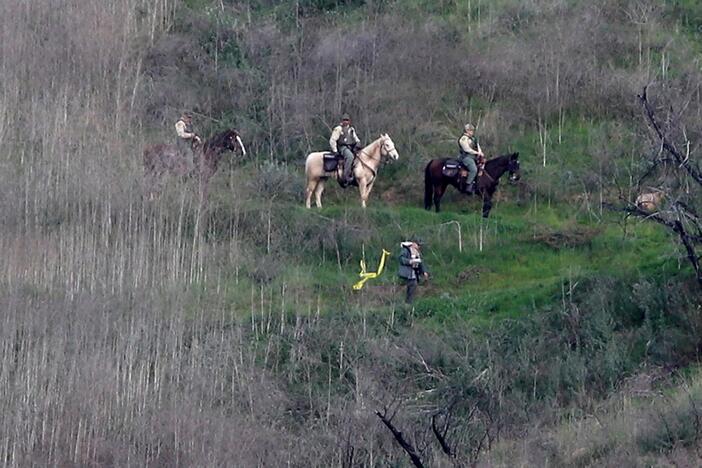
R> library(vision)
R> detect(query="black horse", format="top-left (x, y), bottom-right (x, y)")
top-left (143, 128), bottom-right (247, 201)
top-left (424, 153), bottom-right (520, 217)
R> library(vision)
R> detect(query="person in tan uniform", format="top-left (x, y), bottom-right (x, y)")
top-left (329, 113), bottom-right (361, 186)
top-left (458, 123), bottom-right (484, 194)
top-left (175, 112), bottom-right (201, 163)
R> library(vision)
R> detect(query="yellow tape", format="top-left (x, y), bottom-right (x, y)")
top-left (352, 249), bottom-right (391, 290)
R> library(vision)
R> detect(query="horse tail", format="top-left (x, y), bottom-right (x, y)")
top-left (304, 153), bottom-right (313, 178)
top-left (424, 161), bottom-right (433, 210)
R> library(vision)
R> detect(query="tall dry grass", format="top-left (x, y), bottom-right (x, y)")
top-left (0, 2), bottom-right (278, 465)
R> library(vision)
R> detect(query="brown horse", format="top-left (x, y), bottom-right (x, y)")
top-left (424, 153), bottom-right (520, 217)
top-left (143, 128), bottom-right (246, 201)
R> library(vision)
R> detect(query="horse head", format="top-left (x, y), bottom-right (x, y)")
top-left (507, 152), bottom-right (520, 182)
top-left (225, 129), bottom-right (247, 156)
top-left (380, 134), bottom-right (399, 160)
top-left (205, 128), bottom-right (247, 156)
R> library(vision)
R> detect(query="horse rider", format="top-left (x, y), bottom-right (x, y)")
top-left (458, 123), bottom-right (485, 194)
top-left (175, 112), bottom-right (201, 164)
top-left (398, 237), bottom-right (429, 304)
top-left (329, 113), bottom-right (361, 186)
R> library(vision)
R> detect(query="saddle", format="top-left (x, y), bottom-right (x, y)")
top-left (323, 152), bottom-right (343, 172)
top-left (441, 159), bottom-right (468, 178)
top-left (324, 152), bottom-right (360, 187)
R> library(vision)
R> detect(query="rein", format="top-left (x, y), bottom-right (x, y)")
top-left (356, 139), bottom-right (385, 180)
top-left (480, 169), bottom-right (495, 182)
top-left (481, 157), bottom-right (511, 183)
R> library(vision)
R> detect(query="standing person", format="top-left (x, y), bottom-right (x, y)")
top-left (175, 112), bottom-right (201, 165)
top-left (457, 123), bottom-right (484, 194)
top-left (398, 237), bottom-right (429, 304)
top-left (329, 113), bottom-right (361, 186)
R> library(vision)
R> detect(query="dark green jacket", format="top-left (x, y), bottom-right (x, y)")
top-left (398, 245), bottom-right (427, 280)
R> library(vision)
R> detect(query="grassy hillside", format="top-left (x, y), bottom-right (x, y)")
top-left (209, 198), bottom-right (677, 321)
top-left (0, 0), bottom-right (700, 466)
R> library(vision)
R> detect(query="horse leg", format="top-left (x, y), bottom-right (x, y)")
top-left (424, 185), bottom-right (433, 210)
top-left (360, 179), bottom-right (374, 208)
top-left (314, 180), bottom-right (325, 208)
top-left (434, 185), bottom-right (446, 212)
top-left (144, 169), bottom-right (163, 201)
top-left (143, 170), bottom-right (154, 200)
top-left (196, 178), bottom-right (211, 235)
top-left (424, 171), bottom-right (433, 210)
top-left (305, 179), bottom-right (316, 209)
top-left (358, 179), bottom-right (369, 208)
top-left (482, 195), bottom-right (493, 218)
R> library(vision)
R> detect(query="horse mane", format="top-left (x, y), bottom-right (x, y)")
top-left (485, 153), bottom-right (516, 168)
top-left (203, 128), bottom-right (236, 152)
top-left (366, 135), bottom-right (384, 149)
top-left (363, 134), bottom-right (391, 155)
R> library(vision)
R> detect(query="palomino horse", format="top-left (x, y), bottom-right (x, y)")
top-left (424, 153), bottom-right (520, 217)
top-left (143, 128), bottom-right (246, 201)
top-left (304, 134), bottom-right (399, 208)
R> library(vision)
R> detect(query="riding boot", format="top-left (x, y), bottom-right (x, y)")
top-left (338, 170), bottom-right (349, 188)
top-left (459, 177), bottom-right (471, 194)
top-left (342, 166), bottom-right (354, 188)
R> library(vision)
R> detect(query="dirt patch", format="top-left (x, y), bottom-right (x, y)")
top-left (530, 224), bottom-right (603, 250)
top-left (456, 266), bottom-right (490, 282)
top-left (618, 365), bottom-right (672, 397)
top-left (352, 283), bottom-right (399, 305)
top-left (380, 185), bottom-right (410, 205)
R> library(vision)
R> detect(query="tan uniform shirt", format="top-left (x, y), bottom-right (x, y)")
top-left (459, 134), bottom-right (481, 156)
top-left (175, 119), bottom-right (197, 140)
top-left (329, 125), bottom-right (360, 152)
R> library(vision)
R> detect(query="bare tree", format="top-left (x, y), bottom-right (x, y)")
top-left (624, 85), bottom-right (702, 288)
top-left (376, 404), bottom-right (426, 468)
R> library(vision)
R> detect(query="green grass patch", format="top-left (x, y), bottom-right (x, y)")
top-left (223, 199), bottom-right (682, 327)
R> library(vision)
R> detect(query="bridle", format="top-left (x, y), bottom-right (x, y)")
top-left (478, 156), bottom-right (520, 183)
top-left (508, 159), bottom-right (520, 181)
top-left (355, 136), bottom-right (396, 180)
top-left (380, 138), bottom-right (397, 158)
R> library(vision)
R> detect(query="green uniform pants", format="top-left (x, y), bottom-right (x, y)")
top-left (340, 146), bottom-right (355, 182)
top-left (459, 154), bottom-right (478, 185)
top-left (405, 278), bottom-right (418, 304)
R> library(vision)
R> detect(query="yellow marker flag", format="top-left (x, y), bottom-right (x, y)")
top-left (352, 249), bottom-right (391, 291)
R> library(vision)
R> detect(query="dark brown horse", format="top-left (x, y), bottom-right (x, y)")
top-left (143, 128), bottom-right (246, 201)
top-left (424, 153), bottom-right (520, 217)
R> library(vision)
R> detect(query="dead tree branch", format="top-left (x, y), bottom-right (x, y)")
top-left (431, 412), bottom-right (454, 458)
top-left (376, 409), bottom-right (425, 468)
top-left (620, 204), bottom-right (702, 287)
top-left (631, 86), bottom-right (702, 288)
top-left (639, 86), bottom-right (702, 185)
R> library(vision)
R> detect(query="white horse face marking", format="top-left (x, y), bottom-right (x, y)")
top-left (235, 135), bottom-right (246, 156)
top-left (382, 135), bottom-right (399, 160)
top-left (508, 155), bottom-right (520, 181)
